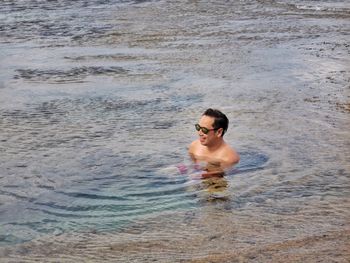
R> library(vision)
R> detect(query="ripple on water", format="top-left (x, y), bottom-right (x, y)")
top-left (0, 148), bottom-right (271, 246)
top-left (0, 168), bottom-right (199, 246)
top-left (1, 0), bottom-right (349, 258)
top-left (14, 66), bottom-right (129, 83)
top-left (0, 92), bottom-right (205, 246)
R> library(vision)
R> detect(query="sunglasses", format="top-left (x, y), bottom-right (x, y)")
top-left (195, 124), bottom-right (217, 134)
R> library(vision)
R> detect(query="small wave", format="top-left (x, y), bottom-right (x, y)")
top-left (294, 2), bottom-right (350, 13)
top-left (274, 0), bottom-right (350, 13)
top-left (14, 66), bottom-right (128, 83)
top-left (64, 54), bottom-right (143, 61)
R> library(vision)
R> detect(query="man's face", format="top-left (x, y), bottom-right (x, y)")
top-left (197, 115), bottom-right (219, 146)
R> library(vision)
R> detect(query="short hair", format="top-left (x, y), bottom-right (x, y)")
top-left (203, 108), bottom-right (229, 136)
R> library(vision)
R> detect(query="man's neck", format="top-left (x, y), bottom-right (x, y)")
top-left (206, 139), bottom-right (224, 152)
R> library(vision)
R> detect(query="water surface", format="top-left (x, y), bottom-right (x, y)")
top-left (0, 0), bottom-right (349, 262)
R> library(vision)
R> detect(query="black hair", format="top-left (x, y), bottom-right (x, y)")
top-left (203, 108), bottom-right (229, 136)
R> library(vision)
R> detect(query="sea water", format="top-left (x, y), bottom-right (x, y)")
top-left (0, 0), bottom-right (349, 261)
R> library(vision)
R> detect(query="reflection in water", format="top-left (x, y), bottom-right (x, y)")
top-left (201, 177), bottom-right (229, 202)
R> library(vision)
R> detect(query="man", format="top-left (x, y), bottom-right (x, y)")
top-left (188, 108), bottom-right (240, 178)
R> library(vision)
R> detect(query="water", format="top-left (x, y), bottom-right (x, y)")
top-left (0, 0), bottom-right (349, 261)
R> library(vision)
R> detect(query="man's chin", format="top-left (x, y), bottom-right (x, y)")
top-left (200, 139), bottom-right (207, 145)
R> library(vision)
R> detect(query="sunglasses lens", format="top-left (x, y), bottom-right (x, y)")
top-left (195, 124), bottom-right (211, 134)
top-left (202, 128), bottom-right (209, 134)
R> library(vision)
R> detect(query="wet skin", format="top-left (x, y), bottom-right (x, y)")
top-left (189, 115), bottom-right (239, 178)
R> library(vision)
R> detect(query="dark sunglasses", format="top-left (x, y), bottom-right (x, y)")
top-left (195, 124), bottom-right (217, 134)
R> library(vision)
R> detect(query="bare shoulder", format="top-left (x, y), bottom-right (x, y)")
top-left (188, 139), bottom-right (200, 154)
top-left (188, 140), bottom-right (201, 162)
top-left (222, 143), bottom-right (240, 165)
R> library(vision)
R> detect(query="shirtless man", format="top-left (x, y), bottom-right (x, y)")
top-left (188, 108), bottom-right (240, 178)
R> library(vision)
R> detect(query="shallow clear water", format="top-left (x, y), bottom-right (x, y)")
top-left (0, 0), bottom-right (349, 261)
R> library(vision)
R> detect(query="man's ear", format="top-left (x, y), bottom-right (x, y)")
top-left (216, 128), bottom-right (224, 137)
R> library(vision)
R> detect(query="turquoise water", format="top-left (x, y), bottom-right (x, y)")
top-left (0, 0), bottom-right (349, 261)
top-left (1, 118), bottom-right (268, 246)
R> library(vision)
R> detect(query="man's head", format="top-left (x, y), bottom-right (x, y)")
top-left (202, 108), bottom-right (229, 137)
top-left (195, 108), bottom-right (229, 146)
